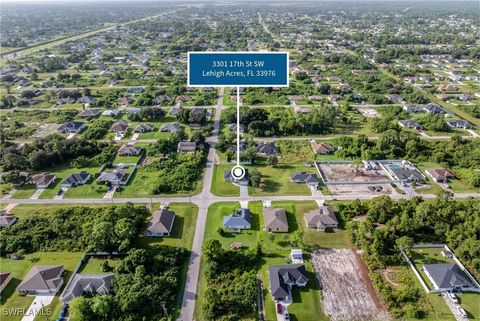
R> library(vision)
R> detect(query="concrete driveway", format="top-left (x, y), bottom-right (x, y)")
top-left (21, 294), bottom-right (55, 321)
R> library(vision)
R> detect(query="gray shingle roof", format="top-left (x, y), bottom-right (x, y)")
top-left (61, 274), bottom-right (114, 303)
top-left (17, 265), bottom-right (64, 292)
top-left (268, 265), bottom-right (309, 299)
top-left (423, 264), bottom-right (475, 289)
top-left (223, 208), bottom-right (252, 229)
top-left (146, 209), bottom-right (176, 235)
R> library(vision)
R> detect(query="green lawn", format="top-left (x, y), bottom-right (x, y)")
top-left (0, 252), bottom-right (84, 321)
top-left (459, 293), bottom-right (480, 320)
top-left (137, 202), bottom-right (199, 250)
top-left (247, 164), bottom-right (316, 196)
top-left (63, 181), bottom-right (109, 198)
top-left (77, 257), bottom-right (118, 274)
top-left (410, 247), bottom-right (454, 291)
top-left (11, 184), bottom-right (37, 199)
top-left (211, 164), bottom-right (240, 197)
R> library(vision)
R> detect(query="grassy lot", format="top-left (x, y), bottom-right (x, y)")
top-left (77, 257), bottom-right (118, 274)
top-left (63, 180), bottom-right (109, 198)
top-left (275, 140), bottom-right (314, 164)
top-left (137, 202), bottom-right (198, 250)
top-left (459, 293), bottom-right (480, 320)
top-left (247, 164), bottom-right (316, 196)
top-left (11, 184), bottom-right (37, 199)
top-left (112, 154), bottom-right (142, 165)
top-left (0, 252), bottom-right (84, 321)
top-left (211, 164), bottom-right (240, 197)
top-left (114, 167), bottom-right (203, 198)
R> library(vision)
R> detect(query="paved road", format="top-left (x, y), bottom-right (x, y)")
top-left (177, 87), bottom-right (224, 321)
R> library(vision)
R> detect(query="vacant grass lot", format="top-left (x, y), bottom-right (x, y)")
top-left (11, 184), bottom-right (37, 199)
top-left (114, 167), bottom-right (203, 198)
top-left (0, 252), bottom-right (84, 321)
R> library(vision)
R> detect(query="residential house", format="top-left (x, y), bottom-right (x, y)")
top-left (58, 121), bottom-right (85, 134)
top-left (134, 124), bottom-right (155, 133)
top-left (255, 142), bottom-right (280, 156)
top-left (31, 172), bottom-right (56, 188)
top-left (175, 95), bottom-right (192, 104)
top-left (177, 141), bottom-right (196, 154)
top-left (304, 206), bottom-right (338, 231)
top-left (458, 94), bottom-right (472, 101)
top-left (311, 141), bottom-right (334, 154)
top-left (127, 87), bottom-right (144, 95)
top-left (290, 172), bottom-right (319, 189)
top-left (76, 109), bottom-right (100, 119)
top-left (96, 169), bottom-right (128, 185)
top-left (17, 265), bottom-right (64, 295)
top-left (145, 208), bottom-right (176, 237)
top-left (77, 96), bottom-right (96, 104)
top-left (160, 123), bottom-right (181, 133)
top-left (227, 123), bottom-right (245, 134)
top-left (224, 169), bottom-right (249, 186)
top-left (126, 107), bottom-right (141, 116)
top-left (386, 94), bottom-right (404, 103)
top-left (264, 207), bottom-right (288, 232)
top-left (425, 168), bottom-right (455, 183)
top-left (424, 103), bottom-right (445, 114)
top-left (102, 109), bottom-right (121, 117)
top-left (403, 104), bottom-right (422, 113)
top-left (223, 208), bottom-right (252, 230)
top-left (422, 264), bottom-right (476, 292)
top-left (118, 145), bottom-right (141, 156)
top-left (446, 119), bottom-right (472, 129)
top-left (268, 265), bottom-right (308, 301)
top-left (110, 121), bottom-right (129, 134)
top-left (61, 172), bottom-right (91, 187)
top-left (61, 274), bottom-right (114, 303)
top-left (117, 97), bottom-right (132, 106)
top-left (0, 211), bottom-right (17, 228)
top-left (398, 120), bottom-right (422, 130)
top-left (0, 272), bottom-right (12, 293)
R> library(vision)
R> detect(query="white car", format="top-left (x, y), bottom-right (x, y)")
top-left (456, 306), bottom-right (468, 319)
top-left (446, 292), bottom-right (458, 304)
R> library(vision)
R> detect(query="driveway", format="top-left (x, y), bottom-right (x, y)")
top-left (21, 294), bottom-right (55, 321)
top-left (29, 188), bottom-right (45, 200)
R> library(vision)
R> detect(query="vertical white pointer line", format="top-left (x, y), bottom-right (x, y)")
top-left (237, 86), bottom-right (241, 166)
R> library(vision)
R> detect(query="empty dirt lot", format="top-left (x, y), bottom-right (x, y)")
top-left (312, 249), bottom-right (389, 321)
top-left (317, 162), bottom-right (390, 183)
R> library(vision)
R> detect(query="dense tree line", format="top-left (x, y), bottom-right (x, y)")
top-left (202, 240), bottom-right (260, 321)
top-left (336, 195), bottom-right (480, 318)
top-left (222, 106), bottom-right (337, 136)
top-left (69, 247), bottom-right (188, 321)
top-left (0, 134), bottom-right (114, 178)
top-left (0, 204), bottom-right (148, 254)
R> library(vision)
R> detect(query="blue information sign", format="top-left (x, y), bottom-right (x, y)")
top-left (188, 52), bottom-right (289, 87)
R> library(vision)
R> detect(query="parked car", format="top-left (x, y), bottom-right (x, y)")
top-left (447, 292), bottom-right (458, 304)
top-left (284, 312), bottom-right (290, 321)
top-left (276, 303), bottom-right (282, 314)
top-left (456, 306), bottom-right (467, 319)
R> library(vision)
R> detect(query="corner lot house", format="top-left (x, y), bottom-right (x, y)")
top-left (31, 172), bottom-right (56, 188)
top-left (425, 168), bottom-right (455, 183)
top-left (223, 208), bottom-right (252, 230)
top-left (422, 263), bottom-right (476, 292)
top-left (145, 208), bottom-right (176, 237)
top-left (58, 121), bottom-right (85, 134)
top-left (224, 169), bottom-right (249, 186)
top-left (61, 274), bottom-right (114, 303)
top-left (17, 265), bottom-right (64, 295)
top-left (304, 205), bottom-right (338, 231)
top-left (177, 141), bottom-right (196, 154)
top-left (0, 272), bottom-right (12, 293)
top-left (268, 264), bottom-right (309, 301)
top-left (61, 172), bottom-right (91, 187)
top-left (264, 207), bottom-right (289, 232)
